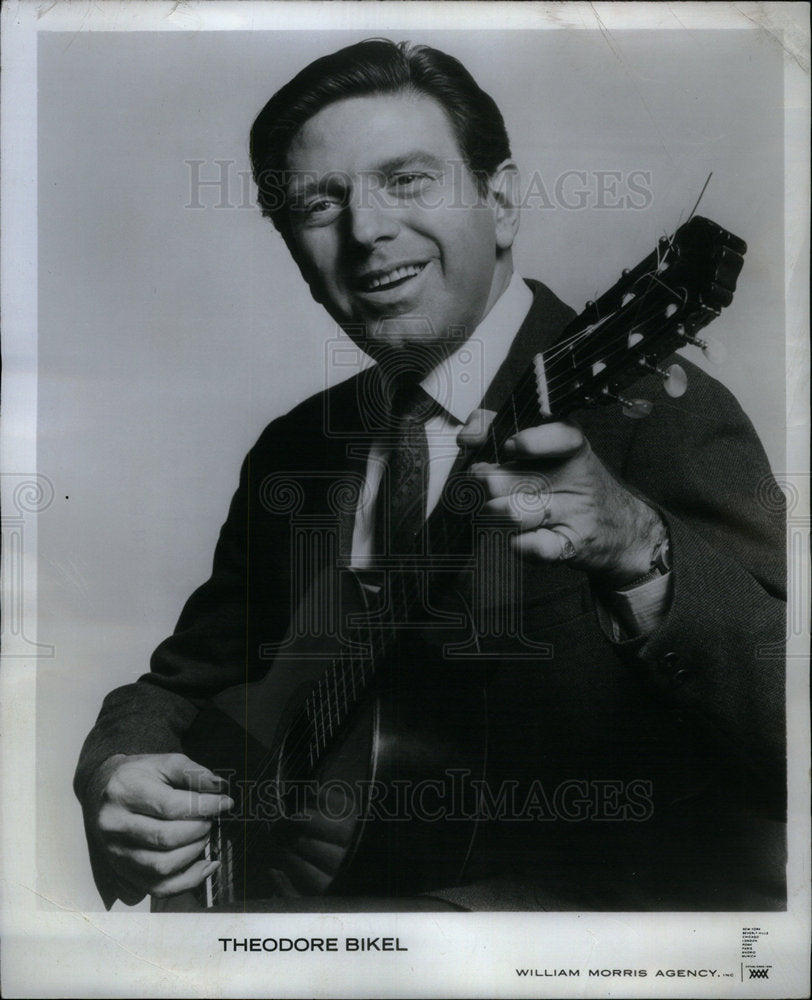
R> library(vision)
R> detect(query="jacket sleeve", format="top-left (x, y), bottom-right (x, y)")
top-left (598, 363), bottom-right (786, 817)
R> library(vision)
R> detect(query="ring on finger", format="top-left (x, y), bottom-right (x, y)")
top-left (554, 530), bottom-right (577, 561)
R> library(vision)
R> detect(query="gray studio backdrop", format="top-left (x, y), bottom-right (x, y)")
top-left (36, 28), bottom-right (784, 910)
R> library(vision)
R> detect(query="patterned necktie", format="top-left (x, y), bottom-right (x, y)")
top-left (376, 376), bottom-right (438, 556)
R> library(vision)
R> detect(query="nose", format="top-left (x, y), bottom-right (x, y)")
top-left (346, 183), bottom-right (400, 247)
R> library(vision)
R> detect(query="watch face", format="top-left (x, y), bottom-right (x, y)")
top-left (654, 536), bottom-right (672, 574)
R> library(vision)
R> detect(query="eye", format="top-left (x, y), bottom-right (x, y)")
top-left (388, 171), bottom-right (438, 194)
top-left (292, 195), bottom-right (344, 227)
top-left (392, 172), bottom-right (423, 186)
top-left (307, 198), bottom-right (336, 214)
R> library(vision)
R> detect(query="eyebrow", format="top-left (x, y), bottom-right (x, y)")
top-left (374, 151), bottom-right (449, 175)
top-left (287, 151), bottom-right (448, 198)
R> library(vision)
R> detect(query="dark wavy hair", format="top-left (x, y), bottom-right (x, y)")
top-left (250, 39), bottom-right (512, 243)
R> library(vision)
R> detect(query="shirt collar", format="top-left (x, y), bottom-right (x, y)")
top-left (420, 272), bottom-right (534, 423)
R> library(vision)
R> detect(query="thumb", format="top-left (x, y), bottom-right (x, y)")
top-left (158, 754), bottom-right (229, 793)
top-left (457, 408), bottom-right (497, 450)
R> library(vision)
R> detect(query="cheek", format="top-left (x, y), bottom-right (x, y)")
top-left (451, 209), bottom-right (496, 266)
top-left (294, 236), bottom-right (342, 294)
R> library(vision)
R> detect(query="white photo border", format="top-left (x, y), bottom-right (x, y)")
top-left (1, 2), bottom-right (809, 997)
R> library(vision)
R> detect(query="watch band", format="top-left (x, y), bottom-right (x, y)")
top-left (617, 534), bottom-right (671, 591)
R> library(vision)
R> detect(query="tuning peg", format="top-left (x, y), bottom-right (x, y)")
top-left (602, 386), bottom-right (653, 419)
top-left (662, 363), bottom-right (688, 397)
top-left (638, 358), bottom-right (688, 398)
top-left (699, 336), bottom-right (726, 364)
top-left (676, 325), bottom-right (726, 364)
top-left (621, 398), bottom-right (654, 419)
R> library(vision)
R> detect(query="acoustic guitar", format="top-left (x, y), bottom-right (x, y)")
top-left (158, 216), bottom-right (746, 910)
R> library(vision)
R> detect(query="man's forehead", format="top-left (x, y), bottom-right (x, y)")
top-left (285, 92), bottom-right (463, 176)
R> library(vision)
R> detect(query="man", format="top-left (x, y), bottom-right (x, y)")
top-left (74, 39), bottom-right (786, 911)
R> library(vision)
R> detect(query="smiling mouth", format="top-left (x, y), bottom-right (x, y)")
top-left (356, 262), bottom-right (428, 293)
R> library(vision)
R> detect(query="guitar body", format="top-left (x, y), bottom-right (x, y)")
top-left (157, 569), bottom-right (488, 910)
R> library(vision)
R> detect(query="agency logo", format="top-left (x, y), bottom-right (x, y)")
top-left (748, 967), bottom-right (770, 979)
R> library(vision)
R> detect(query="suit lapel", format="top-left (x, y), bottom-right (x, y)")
top-left (323, 365), bottom-right (389, 561)
top-left (427, 279), bottom-right (576, 553)
top-left (479, 278), bottom-right (576, 416)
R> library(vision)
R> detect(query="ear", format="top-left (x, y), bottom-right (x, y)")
top-left (487, 159), bottom-right (521, 251)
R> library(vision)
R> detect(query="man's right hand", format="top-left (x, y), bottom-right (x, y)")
top-left (86, 753), bottom-right (234, 903)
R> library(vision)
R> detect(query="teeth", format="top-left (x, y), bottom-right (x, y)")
top-left (364, 263), bottom-right (424, 291)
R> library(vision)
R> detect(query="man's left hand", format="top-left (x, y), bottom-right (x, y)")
top-left (459, 411), bottom-right (665, 588)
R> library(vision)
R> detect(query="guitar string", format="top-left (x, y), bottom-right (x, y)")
top-left (539, 269), bottom-right (685, 378)
top-left (211, 612), bottom-right (386, 880)
top-left (491, 267), bottom-right (684, 429)
top-left (218, 558), bottom-right (431, 842)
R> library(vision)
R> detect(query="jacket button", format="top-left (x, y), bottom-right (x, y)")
top-left (672, 667), bottom-right (691, 685)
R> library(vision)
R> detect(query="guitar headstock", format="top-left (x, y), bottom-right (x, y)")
top-left (535, 216), bottom-right (747, 419)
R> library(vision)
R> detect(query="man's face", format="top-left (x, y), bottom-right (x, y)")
top-left (284, 92), bottom-right (517, 367)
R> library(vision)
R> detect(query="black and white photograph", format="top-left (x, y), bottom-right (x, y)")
top-left (1, 2), bottom-right (809, 997)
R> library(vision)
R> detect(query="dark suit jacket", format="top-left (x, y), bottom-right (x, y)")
top-left (75, 281), bottom-right (787, 910)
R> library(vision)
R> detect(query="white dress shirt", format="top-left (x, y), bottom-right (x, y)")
top-left (351, 272), bottom-right (670, 636)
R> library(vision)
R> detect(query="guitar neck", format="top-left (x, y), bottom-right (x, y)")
top-left (466, 214), bottom-right (746, 465)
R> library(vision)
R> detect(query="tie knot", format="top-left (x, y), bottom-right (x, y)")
top-left (390, 377), bottom-right (437, 425)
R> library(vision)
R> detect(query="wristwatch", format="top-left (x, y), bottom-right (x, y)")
top-left (617, 534), bottom-right (672, 591)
